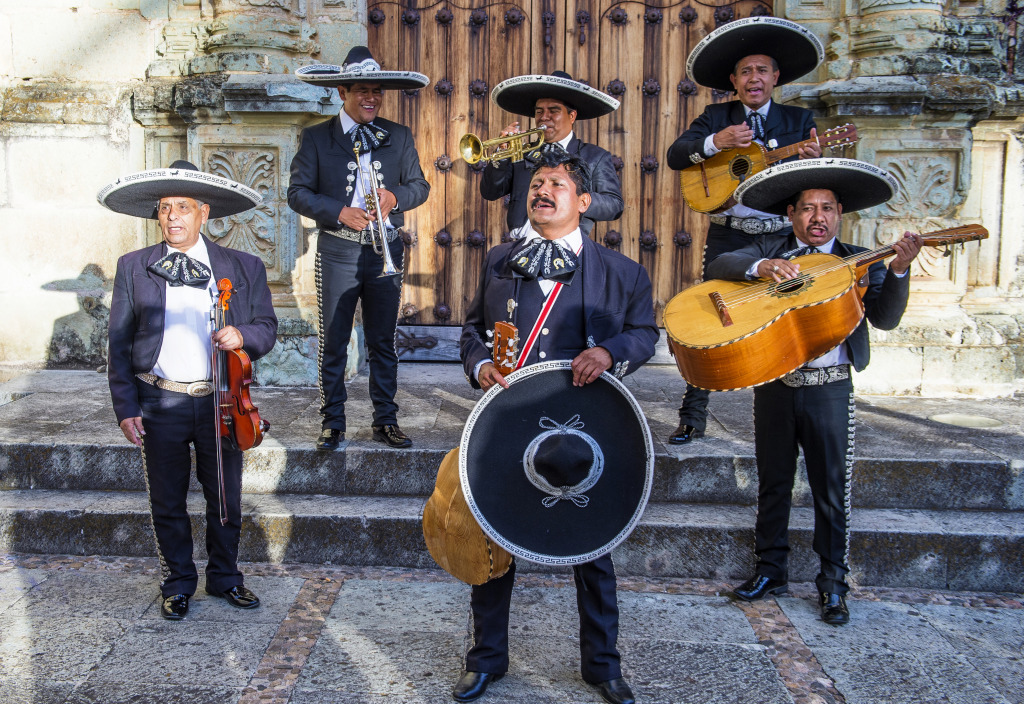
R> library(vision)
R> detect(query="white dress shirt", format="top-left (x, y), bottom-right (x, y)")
top-left (152, 237), bottom-right (215, 382)
top-left (338, 109), bottom-right (394, 229)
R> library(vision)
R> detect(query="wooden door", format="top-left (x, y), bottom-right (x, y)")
top-left (368, 0), bottom-right (774, 352)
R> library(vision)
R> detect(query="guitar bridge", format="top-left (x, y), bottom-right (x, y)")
top-left (709, 291), bottom-right (733, 327)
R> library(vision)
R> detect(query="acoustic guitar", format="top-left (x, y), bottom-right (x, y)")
top-left (679, 124), bottom-right (858, 213)
top-left (663, 225), bottom-right (988, 391)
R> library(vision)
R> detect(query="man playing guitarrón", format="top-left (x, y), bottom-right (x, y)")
top-left (665, 17), bottom-right (825, 445)
top-left (707, 159), bottom-right (922, 625)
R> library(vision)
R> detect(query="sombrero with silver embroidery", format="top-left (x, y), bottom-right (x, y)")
top-left (686, 17), bottom-right (824, 91)
top-left (459, 360), bottom-right (653, 566)
top-left (734, 158), bottom-right (900, 216)
top-left (295, 45), bottom-right (429, 90)
top-left (491, 71), bottom-right (620, 120)
top-left (96, 160), bottom-right (262, 220)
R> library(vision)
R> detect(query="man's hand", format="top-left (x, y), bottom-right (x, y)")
top-left (756, 258), bottom-right (801, 282)
top-left (213, 325), bottom-right (244, 351)
top-left (499, 121), bottom-right (522, 138)
top-left (571, 347), bottom-right (613, 387)
top-left (120, 417), bottom-right (145, 447)
top-left (797, 127), bottom-right (822, 159)
top-left (339, 206), bottom-right (374, 231)
top-left (375, 188), bottom-right (397, 216)
top-left (713, 124), bottom-right (754, 150)
top-left (889, 231), bottom-right (923, 275)
top-left (478, 362), bottom-right (509, 392)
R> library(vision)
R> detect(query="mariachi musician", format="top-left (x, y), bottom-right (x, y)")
top-left (454, 150), bottom-right (658, 704)
top-left (101, 160), bottom-right (278, 620)
top-left (708, 159), bottom-right (922, 623)
top-left (482, 70), bottom-right (622, 238)
top-left (665, 18), bottom-right (825, 445)
top-left (289, 46), bottom-right (431, 451)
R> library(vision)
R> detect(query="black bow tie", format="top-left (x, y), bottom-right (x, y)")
top-left (525, 141), bottom-right (569, 165)
top-left (508, 238), bottom-right (579, 284)
top-left (148, 250), bottom-right (212, 288)
top-left (747, 111), bottom-right (766, 141)
top-left (350, 123), bottom-right (389, 153)
top-left (783, 245), bottom-right (821, 260)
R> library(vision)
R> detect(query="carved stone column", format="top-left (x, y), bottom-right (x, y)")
top-left (786, 0), bottom-right (1024, 395)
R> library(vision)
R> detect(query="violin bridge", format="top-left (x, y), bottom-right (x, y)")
top-left (709, 291), bottom-right (734, 327)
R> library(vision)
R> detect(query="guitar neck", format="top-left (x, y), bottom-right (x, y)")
top-left (843, 225), bottom-right (989, 270)
top-left (764, 140), bottom-right (810, 165)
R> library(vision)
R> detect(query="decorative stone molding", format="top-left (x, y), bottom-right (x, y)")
top-left (205, 149), bottom-right (279, 269)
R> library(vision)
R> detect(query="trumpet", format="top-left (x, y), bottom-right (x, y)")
top-left (459, 126), bottom-right (549, 165)
top-left (353, 142), bottom-right (401, 278)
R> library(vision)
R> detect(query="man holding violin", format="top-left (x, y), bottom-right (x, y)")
top-left (100, 160), bottom-right (277, 620)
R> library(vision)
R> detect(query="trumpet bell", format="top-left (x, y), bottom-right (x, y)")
top-left (459, 133), bottom-right (484, 164)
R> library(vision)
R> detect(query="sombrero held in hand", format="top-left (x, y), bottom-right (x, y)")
top-left (96, 160), bottom-right (262, 219)
top-left (294, 45), bottom-right (429, 90)
top-left (734, 158), bottom-right (900, 215)
top-left (459, 360), bottom-right (654, 566)
top-left (491, 71), bottom-right (620, 120)
top-left (686, 17), bottom-right (824, 91)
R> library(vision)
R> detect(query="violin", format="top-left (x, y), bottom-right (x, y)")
top-left (212, 278), bottom-right (269, 452)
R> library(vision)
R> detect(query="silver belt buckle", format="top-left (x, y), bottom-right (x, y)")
top-left (781, 370), bottom-right (805, 387)
top-left (186, 381), bottom-right (213, 397)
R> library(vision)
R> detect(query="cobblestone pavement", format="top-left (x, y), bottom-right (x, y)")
top-left (0, 554), bottom-right (1020, 704)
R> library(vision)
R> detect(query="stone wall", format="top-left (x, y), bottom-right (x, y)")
top-left (1, 0), bottom-right (1022, 396)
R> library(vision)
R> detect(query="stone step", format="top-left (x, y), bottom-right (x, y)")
top-left (1, 489), bottom-right (1020, 593)
top-left (1, 440), bottom-right (1019, 511)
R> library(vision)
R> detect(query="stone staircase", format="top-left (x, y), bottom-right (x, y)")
top-left (0, 365), bottom-right (1021, 593)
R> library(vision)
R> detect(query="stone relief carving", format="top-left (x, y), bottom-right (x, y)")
top-left (876, 153), bottom-right (958, 219)
top-left (869, 218), bottom-right (958, 280)
top-left (205, 150), bottom-right (278, 271)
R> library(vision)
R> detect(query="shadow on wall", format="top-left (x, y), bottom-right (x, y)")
top-left (42, 263), bottom-right (110, 370)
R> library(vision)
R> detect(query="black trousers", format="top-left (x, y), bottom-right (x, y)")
top-left (466, 557), bottom-right (622, 684)
top-left (316, 234), bottom-right (405, 431)
top-left (139, 381), bottom-right (244, 598)
top-left (752, 377), bottom-right (855, 595)
top-left (678, 224), bottom-right (793, 430)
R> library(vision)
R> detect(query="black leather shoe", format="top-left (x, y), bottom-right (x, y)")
top-left (160, 594), bottom-right (189, 620)
top-left (372, 424), bottom-right (413, 448)
top-left (820, 592), bottom-right (850, 625)
top-left (596, 677), bottom-right (635, 704)
top-left (733, 574), bottom-right (789, 601)
top-left (206, 585), bottom-right (261, 609)
top-left (668, 422), bottom-right (705, 445)
top-left (452, 671), bottom-right (503, 702)
top-left (316, 428), bottom-right (344, 450)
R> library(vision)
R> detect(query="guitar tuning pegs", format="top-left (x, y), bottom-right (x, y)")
top-left (486, 329), bottom-right (493, 338)
top-left (485, 341), bottom-right (493, 348)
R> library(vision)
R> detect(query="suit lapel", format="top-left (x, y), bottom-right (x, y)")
top-left (764, 101), bottom-right (783, 138)
top-left (729, 101), bottom-right (747, 126)
top-left (328, 115), bottom-right (359, 162)
top-left (580, 237), bottom-right (605, 331)
top-left (144, 243), bottom-right (168, 314)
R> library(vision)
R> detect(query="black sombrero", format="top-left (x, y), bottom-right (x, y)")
top-left (459, 360), bottom-right (654, 565)
top-left (96, 160), bottom-right (262, 220)
top-left (686, 17), bottom-right (824, 91)
top-left (295, 45), bottom-right (429, 90)
top-left (491, 71), bottom-right (620, 120)
top-left (734, 158), bottom-right (900, 215)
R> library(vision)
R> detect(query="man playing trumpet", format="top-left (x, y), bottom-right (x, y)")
top-left (481, 71), bottom-right (623, 239)
top-left (289, 46), bottom-right (431, 451)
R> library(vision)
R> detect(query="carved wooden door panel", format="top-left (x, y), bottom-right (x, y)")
top-left (368, 0), bottom-right (774, 353)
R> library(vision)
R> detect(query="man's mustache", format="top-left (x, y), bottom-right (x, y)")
top-left (531, 196), bottom-right (555, 209)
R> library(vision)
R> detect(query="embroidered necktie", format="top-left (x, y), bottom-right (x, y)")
top-left (350, 123), bottom-right (390, 152)
top-left (148, 251), bottom-right (212, 288)
top-left (507, 239), bottom-right (579, 284)
top-left (747, 111), bottom-right (766, 142)
top-left (524, 141), bottom-right (569, 165)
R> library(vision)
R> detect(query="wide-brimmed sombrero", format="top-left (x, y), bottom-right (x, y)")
top-left (491, 71), bottom-right (620, 120)
top-left (686, 17), bottom-right (824, 91)
top-left (295, 45), bottom-right (429, 90)
top-left (96, 160), bottom-right (262, 220)
top-left (459, 360), bottom-right (653, 566)
top-left (734, 158), bottom-right (900, 215)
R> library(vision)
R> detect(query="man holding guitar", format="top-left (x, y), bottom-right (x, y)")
top-left (707, 159), bottom-right (923, 625)
top-left (665, 18), bottom-right (826, 445)
top-left (100, 161), bottom-right (278, 620)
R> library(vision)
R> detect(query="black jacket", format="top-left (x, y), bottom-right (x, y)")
top-left (480, 136), bottom-right (623, 236)
top-left (287, 114), bottom-right (430, 230)
top-left (107, 236), bottom-right (278, 423)
top-left (666, 100), bottom-right (816, 169)
top-left (706, 235), bottom-right (910, 372)
top-left (460, 236), bottom-right (658, 387)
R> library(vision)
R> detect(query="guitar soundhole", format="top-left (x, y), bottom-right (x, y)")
top-left (777, 279), bottom-right (805, 294)
top-left (729, 157), bottom-right (751, 181)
